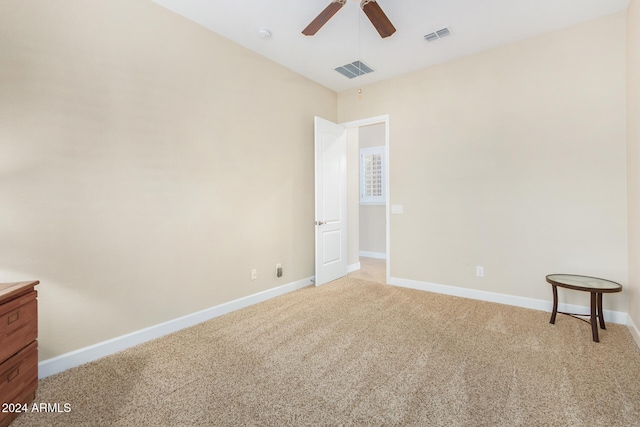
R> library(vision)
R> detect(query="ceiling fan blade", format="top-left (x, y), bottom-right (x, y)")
top-left (361, 0), bottom-right (396, 38)
top-left (302, 0), bottom-right (347, 36)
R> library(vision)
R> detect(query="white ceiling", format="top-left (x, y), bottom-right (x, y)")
top-left (152, 0), bottom-right (629, 92)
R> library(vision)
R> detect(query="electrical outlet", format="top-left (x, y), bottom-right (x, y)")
top-left (251, 269), bottom-right (257, 280)
top-left (476, 266), bottom-right (484, 277)
top-left (276, 263), bottom-right (282, 278)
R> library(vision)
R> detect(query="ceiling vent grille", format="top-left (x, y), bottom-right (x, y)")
top-left (335, 61), bottom-right (374, 79)
top-left (424, 27), bottom-right (452, 42)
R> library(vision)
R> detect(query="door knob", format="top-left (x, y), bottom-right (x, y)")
top-left (315, 220), bottom-right (325, 226)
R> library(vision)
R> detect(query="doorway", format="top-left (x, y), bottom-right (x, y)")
top-left (343, 116), bottom-right (389, 284)
top-left (313, 115), bottom-right (389, 286)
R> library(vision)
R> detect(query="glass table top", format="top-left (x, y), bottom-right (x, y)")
top-left (546, 274), bottom-right (622, 291)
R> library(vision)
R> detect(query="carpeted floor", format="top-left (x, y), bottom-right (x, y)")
top-left (11, 266), bottom-right (640, 426)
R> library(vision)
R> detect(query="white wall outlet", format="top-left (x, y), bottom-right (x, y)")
top-left (251, 269), bottom-right (257, 280)
top-left (476, 266), bottom-right (484, 277)
top-left (276, 263), bottom-right (282, 278)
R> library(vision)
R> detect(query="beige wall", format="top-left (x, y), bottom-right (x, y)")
top-left (338, 13), bottom-right (628, 311)
top-left (0, 0), bottom-right (336, 359)
top-left (359, 205), bottom-right (386, 254)
top-left (359, 124), bottom-right (387, 255)
top-left (347, 128), bottom-right (360, 266)
top-left (359, 123), bottom-right (386, 148)
top-left (628, 0), bottom-right (640, 344)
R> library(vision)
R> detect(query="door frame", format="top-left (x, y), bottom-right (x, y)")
top-left (341, 114), bottom-right (390, 284)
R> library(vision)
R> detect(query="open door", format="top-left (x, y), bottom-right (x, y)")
top-left (314, 116), bottom-right (347, 286)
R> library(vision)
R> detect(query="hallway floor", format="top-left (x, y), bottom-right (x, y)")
top-left (347, 257), bottom-right (386, 284)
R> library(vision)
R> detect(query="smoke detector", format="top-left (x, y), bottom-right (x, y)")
top-left (257, 28), bottom-right (272, 39)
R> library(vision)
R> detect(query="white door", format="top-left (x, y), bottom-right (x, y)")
top-left (314, 116), bottom-right (347, 286)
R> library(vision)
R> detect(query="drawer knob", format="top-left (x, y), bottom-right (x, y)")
top-left (7, 367), bottom-right (19, 382)
top-left (8, 311), bottom-right (19, 325)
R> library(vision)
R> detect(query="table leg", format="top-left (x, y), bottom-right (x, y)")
top-left (590, 292), bottom-right (599, 342)
top-left (550, 284), bottom-right (558, 324)
top-left (597, 292), bottom-right (606, 330)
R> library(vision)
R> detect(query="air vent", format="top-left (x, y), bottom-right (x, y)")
top-left (424, 26), bottom-right (452, 42)
top-left (424, 33), bottom-right (438, 42)
top-left (335, 61), bottom-right (374, 79)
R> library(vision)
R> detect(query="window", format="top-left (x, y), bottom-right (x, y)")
top-left (360, 146), bottom-right (385, 205)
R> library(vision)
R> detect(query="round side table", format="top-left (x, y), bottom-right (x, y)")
top-left (546, 274), bottom-right (622, 343)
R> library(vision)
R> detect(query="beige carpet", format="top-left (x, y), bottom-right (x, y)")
top-left (12, 274), bottom-right (640, 426)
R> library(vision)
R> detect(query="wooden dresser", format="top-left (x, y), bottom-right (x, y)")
top-left (0, 281), bottom-right (39, 427)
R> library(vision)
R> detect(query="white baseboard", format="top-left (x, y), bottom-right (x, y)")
top-left (628, 315), bottom-right (640, 349)
top-left (359, 251), bottom-right (386, 260)
top-left (347, 262), bottom-right (361, 273)
top-left (389, 276), bottom-right (628, 325)
top-left (38, 276), bottom-right (314, 379)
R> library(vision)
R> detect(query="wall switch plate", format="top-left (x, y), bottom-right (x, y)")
top-left (476, 266), bottom-right (484, 277)
top-left (391, 205), bottom-right (404, 214)
top-left (251, 269), bottom-right (257, 280)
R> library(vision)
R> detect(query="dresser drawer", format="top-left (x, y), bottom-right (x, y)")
top-left (0, 340), bottom-right (37, 404)
top-left (0, 291), bottom-right (37, 363)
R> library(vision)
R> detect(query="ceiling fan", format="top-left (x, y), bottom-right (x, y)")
top-left (302, 0), bottom-right (397, 38)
